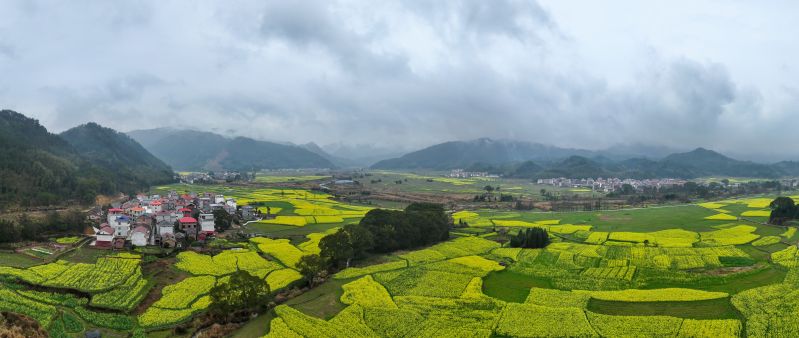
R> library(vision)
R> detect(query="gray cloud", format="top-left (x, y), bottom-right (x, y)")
top-left (0, 0), bottom-right (797, 160)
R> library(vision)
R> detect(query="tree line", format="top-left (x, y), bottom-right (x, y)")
top-left (296, 203), bottom-right (450, 286)
top-left (0, 210), bottom-right (87, 244)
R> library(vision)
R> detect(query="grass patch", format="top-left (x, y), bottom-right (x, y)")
top-left (640, 264), bottom-right (787, 294)
top-left (586, 297), bottom-right (739, 319)
top-left (0, 252), bottom-right (42, 268)
top-left (482, 270), bottom-right (552, 303)
top-left (245, 222), bottom-right (350, 237)
top-left (494, 205), bottom-right (722, 233)
top-left (59, 247), bottom-right (109, 264)
top-left (283, 278), bottom-right (348, 320)
top-left (231, 311), bottom-right (274, 338)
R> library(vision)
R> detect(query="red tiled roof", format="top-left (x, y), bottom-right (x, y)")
top-left (132, 226), bottom-right (149, 233)
top-left (99, 226), bottom-right (114, 235)
top-left (108, 208), bottom-right (124, 212)
top-left (179, 208), bottom-right (192, 212)
top-left (131, 207), bottom-right (144, 211)
top-left (179, 217), bottom-right (197, 223)
top-left (151, 201), bottom-right (162, 205)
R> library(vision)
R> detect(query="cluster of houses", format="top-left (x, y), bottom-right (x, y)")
top-left (179, 171), bottom-right (244, 184)
top-left (536, 177), bottom-right (688, 193)
top-left (91, 192), bottom-right (241, 249)
top-left (448, 169), bottom-right (498, 179)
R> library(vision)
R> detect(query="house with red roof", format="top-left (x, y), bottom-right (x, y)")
top-left (150, 200), bottom-right (163, 213)
top-left (179, 216), bottom-right (198, 239)
top-left (130, 206), bottom-right (145, 217)
top-left (107, 208), bottom-right (124, 225)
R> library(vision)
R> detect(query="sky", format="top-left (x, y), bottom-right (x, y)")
top-left (1, 0), bottom-right (798, 160)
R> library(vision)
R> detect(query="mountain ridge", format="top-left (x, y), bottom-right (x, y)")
top-left (0, 110), bottom-right (175, 207)
top-left (373, 139), bottom-right (799, 179)
top-left (127, 128), bottom-right (336, 171)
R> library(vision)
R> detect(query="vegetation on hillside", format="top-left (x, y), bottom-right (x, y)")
top-left (0, 110), bottom-right (174, 207)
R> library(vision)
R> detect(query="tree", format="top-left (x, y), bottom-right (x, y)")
top-left (296, 254), bottom-right (327, 287)
top-left (769, 196), bottom-right (797, 224)
top-left (213, 209), bottom-right (233, 231)
top-left (509, 228), bottom-right (550, 249)
top-left (344, 223), bottom-right (374, 259)
top-left (319, 230), bottom-right (355, 268)
top-left (208, 270), bottom-right (270, 316)
top-left (358, 203), bottom-right (449, 253)
top-left (620, 184), bottom-right (635, 195)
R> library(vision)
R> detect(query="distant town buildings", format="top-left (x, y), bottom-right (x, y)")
top-left (536, 177), bottom-right (688, 193)
top-left (179, 171), bottom-right (242, 184)
top-left (448, 169), bottom-right (498, 178)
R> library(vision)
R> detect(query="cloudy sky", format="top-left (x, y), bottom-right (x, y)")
top-left (1, 1), bottom-right (798, 159)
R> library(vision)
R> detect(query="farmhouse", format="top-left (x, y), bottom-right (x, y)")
top-left (150, 200), bottom-right (163, 212)
top-left (93, 225), bottom-right (114, 248)
top-left (110, 215), bottom-right (132, 238)
top-left (130, 225), bottom-right (150, 247)
top-left (199, 213), bottom-right (215, 236)
top-left (179, 216), bottom-right (199, 239)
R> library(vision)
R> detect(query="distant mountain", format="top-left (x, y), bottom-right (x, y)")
top-left (321, 143), bottom-right (405, 167)
top-left (300, 142), bottom-right (358, 168)
top-left (600, 143), bottom-right (683, 160)
top-left (373, 138), bottom-right (794, 179)
top-left (127, 128), bottom-right (335, 171)
top-left (660, 148), bottom-right (779, 178)
top-left (535, 156), bottom-right (608, 179)
top-left (60, 123), bottom-right (175, 189)
top-left (371, 138), bottom-right (594, 170)
top-left (773, 161), bottom-right (799, 177)
top-left (0, 110), bottom-right (174, 207)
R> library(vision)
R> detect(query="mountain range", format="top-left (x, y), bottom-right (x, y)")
top-left (4, 107), bottom-right (798, 209)
top-left (127, 128), bottom-right (335, 171)
top-left (0, 110), bottom-right (174, 207)
top-left (372, 138), bottom-right (799, 179)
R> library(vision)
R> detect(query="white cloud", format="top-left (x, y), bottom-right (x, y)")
top-left (0, 0), bottom-right (797, 159)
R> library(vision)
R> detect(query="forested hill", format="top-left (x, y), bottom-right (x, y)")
top-left (127, 128), bottom-right (335, 171)
top-left (373, 138), bottom-right (799, 179)
top-left (371, 138), bottom-right (594, 170)
top-left (0, 110), bottom-right (174, 207)
top-left (60, 123), bottom-right (175, 191)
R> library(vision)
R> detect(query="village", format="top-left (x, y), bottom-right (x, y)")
top-left (89, 191), bottom-right (262, 250)
top-left (535, 177), bottom-right (689, 192)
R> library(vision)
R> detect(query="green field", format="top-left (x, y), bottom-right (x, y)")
top-left (255, 193), bottom-right (799, 337)
top-left (0, 252), bottom-right (43, 268)
top-left (364, 171), bottom-right (601, 198)
top-left (586, 298), bottom-right (739, 319)
top-left (3, 179), bottom-right (799, 337)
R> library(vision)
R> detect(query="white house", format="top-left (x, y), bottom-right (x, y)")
top-left (130, 207), bottom-right (145, 217)
top-left (199, 213), bottom-right (215, 234)
top-left (110, 215), bottom-right (132, 238)
top-left (93, 225), bottom-right (114, 248)
top-left (130, 226), bottom-right (150, 247)
top-left (107, 208), bottom-right (125, 225)
top-left (150, 200), bottom-right (163, 213)
top-left (214, 194), bottom-right (225, 204)
top-left (157, 220), bottom-right (174, 236)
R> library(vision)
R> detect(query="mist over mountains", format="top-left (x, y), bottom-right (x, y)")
top-left (371, 138), bottom-right (799, 179)
top-left (4, 105), bottom-right (799, 208)
top-left (127, 128), bottom-right (336, 171)
top-left (126, 128), bottom-right (799, 179)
